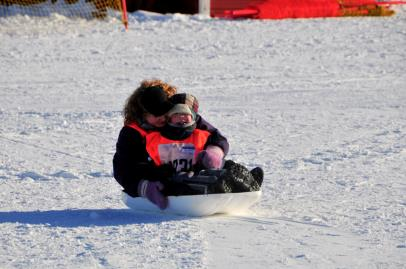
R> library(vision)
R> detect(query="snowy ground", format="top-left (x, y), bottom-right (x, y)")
top-left (1, 6), bottom-right (405, 269)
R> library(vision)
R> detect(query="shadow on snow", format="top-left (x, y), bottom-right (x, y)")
top-left (0, 208), bottom-right (190, 227)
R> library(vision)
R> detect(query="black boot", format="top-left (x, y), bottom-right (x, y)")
top-left (223, 159), bottom-right (236, 170)
top-left (250, 167), bottom-right (264, 187)
top-left (209, 177), bottom-right (233, 193)
top-left (197, 169), bottom-right (232, 194)
top-left (220, 161), bottom-right (259, 192)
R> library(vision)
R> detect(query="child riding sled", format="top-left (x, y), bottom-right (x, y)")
top-left (138, 93), bottom-right (264, 209)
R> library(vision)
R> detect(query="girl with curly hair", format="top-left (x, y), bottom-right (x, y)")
top-left (113, 79), bottom-right (229, 209)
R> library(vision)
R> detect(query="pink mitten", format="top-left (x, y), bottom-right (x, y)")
top-left (138, 180), bottom-right (168, 210)
top-left (196, 146), bottom-right (224, 169)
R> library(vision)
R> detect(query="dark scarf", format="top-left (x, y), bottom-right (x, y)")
top-left (160, 122), bottom-right (197, 140)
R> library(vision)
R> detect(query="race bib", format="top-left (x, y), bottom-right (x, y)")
top-left (158, 143), bottom-right (196, 172)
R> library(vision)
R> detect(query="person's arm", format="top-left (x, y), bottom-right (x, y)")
top-left (113, 126), bottom-right (174, 197)
top-left (195, 114), bottom-right (229, 156)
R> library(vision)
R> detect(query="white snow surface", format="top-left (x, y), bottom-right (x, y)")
top-left (1, 7), bottom-right (406, 269)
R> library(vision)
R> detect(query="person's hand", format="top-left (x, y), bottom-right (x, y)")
top-left (138, 180), bottom-right (168, 210)
top-left (196, 146), bottom-right (224, 169)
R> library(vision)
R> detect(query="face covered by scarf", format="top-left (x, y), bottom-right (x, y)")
top-left (160, 103), bottom-right (197, 140)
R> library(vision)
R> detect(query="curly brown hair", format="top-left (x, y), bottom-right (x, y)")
top-left (123, 79), bottom-right (178, 125)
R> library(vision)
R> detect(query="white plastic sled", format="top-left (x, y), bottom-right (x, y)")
top-left (122, 191), bottom-right (262, 217)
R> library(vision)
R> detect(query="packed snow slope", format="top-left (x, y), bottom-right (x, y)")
top-left (1, 7), bottom-right (405, 269)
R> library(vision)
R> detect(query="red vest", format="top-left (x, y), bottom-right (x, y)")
top-left (126, 122), bottom-right (149, 138)
top-left (146, 129), bottom-right (211, 172)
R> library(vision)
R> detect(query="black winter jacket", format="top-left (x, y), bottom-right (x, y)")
top-left (113, 115), bottom-right (229, 197)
